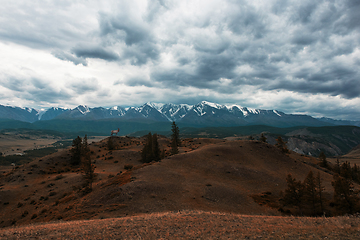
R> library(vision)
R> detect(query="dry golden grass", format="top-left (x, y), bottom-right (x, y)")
top-left (1, 210), bottom-right (359, 239)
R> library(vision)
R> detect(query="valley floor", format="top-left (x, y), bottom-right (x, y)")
top-left (1, 210), bottom-right (359, 239)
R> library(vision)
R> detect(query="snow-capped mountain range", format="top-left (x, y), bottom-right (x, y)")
top-left (0, 101), bottom-right (359, 127)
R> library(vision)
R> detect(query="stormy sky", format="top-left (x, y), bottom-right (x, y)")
top-left (0, 0), bottom-right (360, 120)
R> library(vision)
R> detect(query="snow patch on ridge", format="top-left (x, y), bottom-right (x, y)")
top-left (273, 110), bottom-right (282, 117)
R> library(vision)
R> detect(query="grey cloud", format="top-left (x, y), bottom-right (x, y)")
top-left (269, 65), bottom-right (360, 99)
top-left (72, 45), bottom-right (119, 61)
top-left (99, 12), bottom-right (149, 46)
top-left (193, 36), bottom-right (230, 55)
top-left (290, 1), bottom-right (318, 24)
top-left (291, 30), bottom-right (317, 45)
top-left (151, 53), bottom-right (239, 89)
top-left (334, 0), bottom-right (360, 33)
top-left (151, 70), bottom-right (196, 87)
top-left (97, 11), bottom-right (159, 65)
top-left (196, 55), bottom-right (238, 81)
top-left (226, 2), bottom-right (268, 39)
top-left (0, 76), bottom-right (72, 103)
top-left (52, 50), bottom-right (88, 66)
top-left (144, 0), bottom-right (170, 22)
top-left (26, 88), bottom-right (72, 103)
top-left (70, 78), bottom-right (100, 93)
top-left (125, 77), bottom-right (154, 87)
top-left (122, 42), bottom-right (160, 65)
top-left (0, 77), bottom-right (25, 92)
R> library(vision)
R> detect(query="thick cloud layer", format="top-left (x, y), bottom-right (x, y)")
top-left (0, 0), bottom-right (359, 120)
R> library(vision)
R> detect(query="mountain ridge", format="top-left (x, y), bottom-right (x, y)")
top-left (1, 101), bottom-right (359, 128)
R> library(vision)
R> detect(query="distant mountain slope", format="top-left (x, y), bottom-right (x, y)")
top-left (0, 101), bottom-right (351, 128)
top-left (317, 117), bottom-right (360, 127)
top-left (0, 105), bottom-right (39, 122)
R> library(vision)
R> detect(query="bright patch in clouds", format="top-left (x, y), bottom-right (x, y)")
top-left (0, 0), bottom-right (360, 120)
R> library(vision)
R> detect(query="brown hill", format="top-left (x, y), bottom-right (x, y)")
top-left (0, 136), bottom-right (336, 229)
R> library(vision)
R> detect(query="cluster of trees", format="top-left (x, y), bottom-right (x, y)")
top-left (282, 171), bottom-right (325, 216)
top-left (70, 135), bottom-right (95, 192)
top-left (332, 159), bottom-right (360, 184)
top-left (282, 171), bottom-right (360, 216)
top-left (141, 122), bottom-right (181, 163)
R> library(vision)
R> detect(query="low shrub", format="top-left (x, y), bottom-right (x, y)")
top-left (124, 164), bottom-right (133, 170)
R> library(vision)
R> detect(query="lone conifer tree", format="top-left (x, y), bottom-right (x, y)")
top-left (152, 133), bottom-right (161, 161)
top-left (315, 172), bottom-right (325, 214)
top-left (282, 174), bottom-right (304, 214)
top-left (171, 121), bottom-right (180, 155)
top-left (275, 136), bottom-right (288, 153)
top-left (70, 136), bottom-right (82, 165)
top-left (259, 133), bottom-right (267, 143)
top-left (303, 171), bottom-right (318, 216)
top-left (319, 152), bottom-right (328, 168)
top-left (333, 158), bottom-right (341, 174)
top-left (82, 135), bottom-right (95, 192)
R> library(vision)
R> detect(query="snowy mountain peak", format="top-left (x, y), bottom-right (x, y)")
top-left (76, 105), bottom-right (90, 115)
top-left (199, 101), bottom-right (224, 109)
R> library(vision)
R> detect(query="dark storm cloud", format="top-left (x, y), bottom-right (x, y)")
top-left (122, 42), bottom-right (160, 65)
top-left (226, 1), bottom-right (268, 39)
top-left (140, 0), bottom-right (360, 101)
top-left (99, 12), bottom-right (149, 46)
top-left (72, 46), bottom-right (119, 61)
top-left (196, 55), bottom-right (238, 81)
top-left (97, 10), bottom-right (160, 65)
top-left (52, 50), bottom-right (88, 66)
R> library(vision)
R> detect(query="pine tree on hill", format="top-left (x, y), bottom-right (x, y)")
top-left (303, 171), bottom-right (319, 216)
top-left (171, 122), bottom-right (180, 155)
top-left (70, 136), bottom-right (82, 165)
top-left (275, 136), bottom-right (289, 153)
top-left (152, 133), bottom-right (160, 161)
top-left (82, 135), bottom-right (95, 192)
top-left (282, 174), bottom-right (304, 215)
top-left (333, 158), bottom-right (341, 175)
top-left (315, 172), bottom-right (325, 215)
top-left (319, 151), bottom-right (328, 168)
